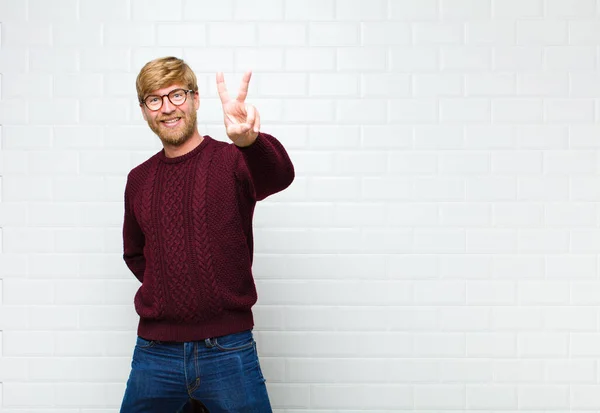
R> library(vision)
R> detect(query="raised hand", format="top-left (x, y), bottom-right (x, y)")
top-left (216, 71), bottom-right (261, 147)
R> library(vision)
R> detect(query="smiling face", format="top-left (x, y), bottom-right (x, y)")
top-left (141, 84), bottom-right (200, 147)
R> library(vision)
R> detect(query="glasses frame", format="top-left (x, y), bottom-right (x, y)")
top-left (141, 88), bottom-right (196, 111)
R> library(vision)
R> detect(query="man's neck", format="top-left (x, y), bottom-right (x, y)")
top-left (163, 131), bottom-right (204, 158)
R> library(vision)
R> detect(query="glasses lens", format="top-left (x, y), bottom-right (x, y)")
top-left (169, 89), bottom-right (187, 105)
top-left (145, 96), bottom-right (161, 110)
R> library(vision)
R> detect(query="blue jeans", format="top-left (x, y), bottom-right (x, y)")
top-left (119, 330), bottom-right (272, 413)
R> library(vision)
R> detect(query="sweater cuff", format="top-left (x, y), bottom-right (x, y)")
top-left (236, 133), bottom-right (272, 156)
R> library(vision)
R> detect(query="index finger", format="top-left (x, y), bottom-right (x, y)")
top-left (216, 72), bottom-right (230, 105)
top-left (236, 71), bottom-right (252, 102)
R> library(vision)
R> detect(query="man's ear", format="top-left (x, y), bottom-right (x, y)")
top-left (140, 104), bottom-right (148, 121)
top-left (194, 91), bottom-right (200, 110)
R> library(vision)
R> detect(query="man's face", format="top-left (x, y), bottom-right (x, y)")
top-left (140, 84), bottom-right (200, 147)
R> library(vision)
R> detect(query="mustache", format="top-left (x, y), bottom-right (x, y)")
top-left (157, 111), bottom-right (185, 122)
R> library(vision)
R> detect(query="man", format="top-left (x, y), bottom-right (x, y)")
top-left (119, 56), bottom-right (294, 412)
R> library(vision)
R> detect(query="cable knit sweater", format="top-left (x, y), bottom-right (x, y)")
top-left (122, 133), bottom-right (294, 342)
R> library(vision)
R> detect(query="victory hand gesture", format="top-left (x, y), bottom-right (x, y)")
top-left (217, 71), bottom-right (260, 147)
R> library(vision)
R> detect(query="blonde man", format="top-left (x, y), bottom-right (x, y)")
top-left (119, 57), bottom-right (294, 412)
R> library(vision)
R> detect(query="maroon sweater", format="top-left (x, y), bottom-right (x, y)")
top-left (122, 133), bottom-right (294, 342)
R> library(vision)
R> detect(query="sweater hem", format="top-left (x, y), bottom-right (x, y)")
top-left (137, 310), bottom-right (254, 342)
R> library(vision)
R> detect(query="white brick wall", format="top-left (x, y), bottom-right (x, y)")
top-left (2, 0), bottom-right (600, 411)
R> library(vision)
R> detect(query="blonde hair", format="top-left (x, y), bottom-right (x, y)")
top-left (136, 56), bottom-right (198, 103)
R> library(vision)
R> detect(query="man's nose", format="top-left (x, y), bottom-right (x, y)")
top-left (161, 95), bottom-right (175, 113)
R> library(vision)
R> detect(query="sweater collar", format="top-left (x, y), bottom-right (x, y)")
top-left (158, 135), bottom-right (211, 164)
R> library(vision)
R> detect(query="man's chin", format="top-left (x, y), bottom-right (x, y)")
top-left (158, 132), bottom-right (190, 147)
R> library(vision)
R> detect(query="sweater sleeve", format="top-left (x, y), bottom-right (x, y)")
top-left (235, 132), bottom-right (295, 201)
top-left (122, 177), bottom-right (146, 283)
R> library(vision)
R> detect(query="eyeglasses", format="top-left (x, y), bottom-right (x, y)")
top-left (141, 88), bottom-right (195, 111)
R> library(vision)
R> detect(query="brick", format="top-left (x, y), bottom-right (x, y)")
top-left (413, 177), bottom-right (465, 201)
top-left (440, 0), bottom-right (491, 19)
top-left (439, 255), bottom-right (490, 279)
top-left (157, 23), bottom-right (207, 47)
top-left (309, 22), bottom-right (359, 46)
top-left (571, 385), bottom-right (600, 408)
top-left (233, 0), bottom-right (283, 20)
top-left (517, 125), bottom-right (568, 149)
top-left (517, 20), bottom-right (567, 45)
top-left (390, 0), bottom-right (438, 20)
top-left (440, 99), bottom-right (491, 122)
top-left (545, 99), bottom-right (595, 123)
top-left (518, 386), bottom-right (569, 409)
top-left (0, 48), bottom-right (28, 73)
top-left (361, 22), bottom-right (411, 45)
top-left (467, 281), bottom-right (516, 305)
top-left (391, 47), bottom-right (439, 71)
top-left (1, 23), bottom-right (51, 46)
top-left (183, 0), bottom-right (233, 20)
top-left (283, 99), bottom-right (334, 122)
top-left (519, 229), bottom-right (570, 252)
top-left (414, 22), bottom-right (464, 45)
top-left (285, 0), bottom-right (334, 20)
top-left (388, 152), bottom-right (437, 175)
top-left (466, 386), bottom-right (517, 409)
top-left (257, 73), bottom-right (307, 97)
top-left (208, 23), bottom-right (256, 46)
top-left (466, 74), bottom-right (516, 96)
top-left (467, 229), bottom-right (518, 253)
top-left (546, 0), bottom-right (596, 17)
top-left (132, 0), bottom-right (182, 20)
top-left (413, 74), bottom-right (462, 97)
top-left (53, 23), bottom-right (102, 47)
top-left (258, 23), bottom-right (306, 46)
top-left (364, 125), bottom-right (413, 149)
top-left (439, 360), bottom-right (493, 382)
top-left (493, 99), bottom-right (543, 123)
top-left (494, 360), bottom-right (544, 383)
top-left (285, 48), bottom-right (336, 71)
top-left (494, 46), bottom-right (543, 70)
top-left (569, 21), bottom-right (600, 45)
top-left (491, 151), bottom-right (543, 174)
top-left (466, 176), bottom-right (517, 201)
top-left (546, 46), bottom-right (596, 70)
top-left (3, 73), bottom-right (52, 99)
top-left (414, 385), bottom-right (465, 409)
top-left (336, 99), bottom-right (387, 123)
top-left (493, 0), bottom-right (542, 17)
top-left (390, 99), bottom-right (438, 123)
top-left (467, 333), bottom-right (517, 357)
top-left (335, 0), bottom-right (387, 20)
top-left (467, 21), bottom-right (516, 45)
top-left (544, 150), bottom-right (597, 174)
top-left (518, 333), bottom-right (569, 354)
top-left (492, 202), bottom-right (544, 228)
top-left (309, 73), bottom-right (359, 97)
top-left (438, 151), bottom-right (490, 174)
top-left (441, 47), bottom-right (492, 71)
top-left (81, 48), bottom-right (131, 72)
top-left (439, 307), bottom-right (491, 331)
top-left (337, 47), bottom-right (387, 71)
top-left (104, 24), bottom-right (156, 47)
top-left (0, 0), bottom-right (27, 20)
top-left (235, 49), bottom-right (284, 71)
top-left (80, 0), bottom-right (129, 20)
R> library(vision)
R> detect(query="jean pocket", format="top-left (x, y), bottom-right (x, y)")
top-left (213, 331), bottom-right (254, 352)
top-left (136, 336), bottom-right (157, 349)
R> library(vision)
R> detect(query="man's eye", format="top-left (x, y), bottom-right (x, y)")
top-left (149, 97), bottom-right (160, 103)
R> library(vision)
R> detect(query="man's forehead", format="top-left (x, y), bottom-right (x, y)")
top-left (147, 84), bottom-right (185, 96)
